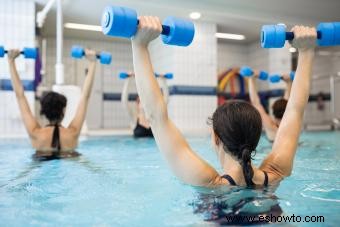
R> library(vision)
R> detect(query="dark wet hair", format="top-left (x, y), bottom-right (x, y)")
top-left (210, 101), bottom-right (262, 187)
top-left (40, 91), bottom-right (67, 123)
top-left (272, 98), bottom-right (288, 120)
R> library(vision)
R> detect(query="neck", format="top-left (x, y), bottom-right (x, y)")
top-left (219, 148), bottom-right (246, 185)
top-left (49, 121), bottom-right (60, 125)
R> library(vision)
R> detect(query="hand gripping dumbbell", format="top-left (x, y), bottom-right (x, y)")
top-left (239, 66), bottom-right (268, 81)
top-left (101, 6), bottom-right (195, 47)
top-left (269, 71), bottom-right (295, 83)
top-left (0, 46), bottom-right (37, 59)
top-left (261, 22), bottom-right (340, 48)
top-left (71, 46), bottom-right (112, 64)
top-left (155, 73), bottom-right (173, 79)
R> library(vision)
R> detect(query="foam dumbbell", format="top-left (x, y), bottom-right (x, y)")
top-left (155, 73), bottom-right (173, 79)
top-left (239, 66), bottom-right (268, 81)
top-left (261, 22), bottom-right (340, 48)
top-left (101, 6), bottom-right (195, 47)
top-left (71, 46), bottom-right (112, 65)
top-left (0, 46), bottom-right (37, 59)
top-left (269, 71), bottom-right (295, 83)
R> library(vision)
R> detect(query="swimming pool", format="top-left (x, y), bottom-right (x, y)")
top-left (0, 132), bottom-right (339, 226)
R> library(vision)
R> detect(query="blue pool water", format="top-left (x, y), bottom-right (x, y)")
top-left (0, 132), bottom-right (339, 226)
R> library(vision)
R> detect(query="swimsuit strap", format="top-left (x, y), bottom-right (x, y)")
top-left (223, 172), bottom-right (269, 187)
top-left (221, 174), bottom-right (237, 186)
top-left (263, 171), bottom-right (269, 187)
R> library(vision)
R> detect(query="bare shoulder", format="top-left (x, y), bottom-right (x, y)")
top-left (258, 156), bottom-right (284, 184)
top-left (62, 127), bottom-right (79, 139)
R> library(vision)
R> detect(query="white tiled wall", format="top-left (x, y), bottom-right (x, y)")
top-left (305, 53), bottom-right (340, 124)
top-left (0, 0), bottom-right (35, 137)
top-left (217, 42), bottom-right (248, 72)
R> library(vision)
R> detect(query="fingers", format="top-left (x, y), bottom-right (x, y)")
top-left (138, 16), bottom-right (162, 33)
top-left (291, 25), bottom-right (317, 39)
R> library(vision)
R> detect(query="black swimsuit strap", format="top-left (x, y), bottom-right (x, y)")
top-left (223, 172), bottom-right (268, 187)
top-left (222, 174), bottom-right (237, 186)
top-left (263, 171), bottom-right (269, 187)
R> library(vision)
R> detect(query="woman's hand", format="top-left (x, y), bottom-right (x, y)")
top-left (132, 16), bottom-right (162, 47)
top-left (84, 48), bottom-right (97, 62)
top-left (7, 49), bottom-right (21, 62)
top-left (281, 74), bottom-right (292, 83)
top-left (291, 26), bottom-right (317, 52)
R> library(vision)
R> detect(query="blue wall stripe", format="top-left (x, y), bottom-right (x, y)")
top-left (0, 79), bottom-right (35, 91)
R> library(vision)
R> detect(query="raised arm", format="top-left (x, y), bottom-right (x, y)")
top-left (131, 16), bottom-right (219, 186)
top-left (157, 77), bottom-right (169, 104)
top-left (248, 76), bottom-right (277, 140)
top-left (121, 75), bottom-right (138, 126)
top-left (260, 26), bottom-right (316, 179)
top-left (68, 49), bottom-right (97, 136)
top-left (7, 50), bottom-right (40, 138)
top-left (282, 75), bottom-right (293, 100)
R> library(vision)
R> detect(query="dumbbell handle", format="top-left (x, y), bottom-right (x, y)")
top-left (285, 31), bottom-right (322, 41)
top-left (3, 50), bottom-right (31, 55)
top-left (137, 20), bottom-right (170, 36)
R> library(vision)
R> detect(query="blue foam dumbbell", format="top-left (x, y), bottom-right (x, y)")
top-left (71, 46), bottom-right (112, 65)
top-left (239, 66), bottom-right (268, 81)
top-left (261, 22), bottom-right (340, 48)
top-left (101, 6), bottom-right (195, 47)
top-left (269, 72), bottom-right (295, 83)
top-left (0, 46), bottom-right (37, 59)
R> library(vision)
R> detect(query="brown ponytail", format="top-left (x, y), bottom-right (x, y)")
top-left (240, 146), bottom-right (255, 187)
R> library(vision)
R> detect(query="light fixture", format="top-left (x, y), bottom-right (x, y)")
top-left (215, 33), bottom-right (245, 40)
top-left (189, 12), bottom-right (201, 20)
top-left (64, 23), bottom-right (102, 32)
top-left (289, 47), bottom-right (297, 53)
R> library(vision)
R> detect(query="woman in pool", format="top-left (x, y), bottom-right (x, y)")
top-left (248, 72), bottom-right (292, 142)
top-left (121, 72), bottom-right (169, 138)
top-left (7, 48), bottom-right (97, 160)
top-left (131, 17), bottom-right (316, 188)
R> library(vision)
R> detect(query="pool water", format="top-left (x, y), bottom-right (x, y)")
top-left (0, 132), bottom-right (339, 226)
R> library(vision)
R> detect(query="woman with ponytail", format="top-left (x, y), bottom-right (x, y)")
top-left (7, 48), bottom-right (97, 160)
top-left (131, 17), bottom-right (316, 189)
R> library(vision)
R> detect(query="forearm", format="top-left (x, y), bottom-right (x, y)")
top-left (132, 43), bottom-right (167, 123)
top-left (8, 60), bottom-right (25, 98)
top-left (158, 78), bottom-right (169, 104)
top-left (248, 78), bottom-right (261, 106)
top-left (121, 78), bottom-right (137, 121)
top-left (81, 61), bottom-right (96, 100)
top-left (284, 81), bottom-right (292, 100)
top-left (286, 51), bottom-right (314, 113)
top-left (121, 78), bottom-right (131, 106)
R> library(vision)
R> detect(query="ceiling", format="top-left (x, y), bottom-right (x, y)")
top-left (35, 0), bottom-right (340, 43)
